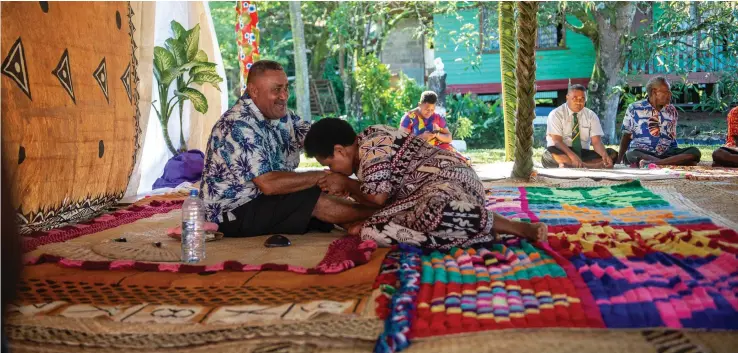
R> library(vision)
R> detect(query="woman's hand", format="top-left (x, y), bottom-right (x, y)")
top-left (318, 171), bottom-right (350, 197)
top-left (419, 131), bottom-right (436, 142)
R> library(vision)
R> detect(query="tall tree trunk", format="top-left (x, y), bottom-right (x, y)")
top-left (586, 3), bottom-right (636, 144)
top-left (309, 30), bottom-right (331, 79)
top-left (339, 36), bottom-right (349, 115)
top-left (351, 49), bottom-right (362, 118)
top-left (512, 1), bottom-right (538, 180)
top-left (498, 1), bottom-right (517, 162)
top-left (289, 1), bottom-right (311, 120)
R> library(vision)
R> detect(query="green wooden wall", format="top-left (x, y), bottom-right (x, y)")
top-left (433, 9), bottom-right (596, 86)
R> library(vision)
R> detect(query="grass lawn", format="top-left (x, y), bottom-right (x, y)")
top-left (298, 145), bottom-right (721, 168)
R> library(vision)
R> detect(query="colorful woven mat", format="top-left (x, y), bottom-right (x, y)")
top-left (662, 165), bottom-right (738, 181)
top-left (374, 181), bottom-right (738, 353)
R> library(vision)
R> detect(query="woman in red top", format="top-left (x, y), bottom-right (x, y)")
top-left (399, 91), bottom-right (470, 165)
top-left (712, 106), bottom-right (738, 168)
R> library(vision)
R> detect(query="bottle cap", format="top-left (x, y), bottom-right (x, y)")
top-left (190, 189), bottom-right (198, 197)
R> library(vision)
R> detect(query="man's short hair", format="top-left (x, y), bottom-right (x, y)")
top-left (304, 118), bottom-right (357, 159)
top-left (646, 76), bottom-right (670, 96)
top-left (247, 60), bottom-right (285, 85)
top-left (419, 91), bottom-right (438, 105)
top-left (567, 84), bottom-right (587, 94)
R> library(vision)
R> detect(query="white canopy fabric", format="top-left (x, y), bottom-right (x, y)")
top-left (125, 1), bottom-right (228, 198)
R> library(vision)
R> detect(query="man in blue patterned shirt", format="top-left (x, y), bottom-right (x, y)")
top-left (200, 61), bottom-right (373, 237)
top-left (617, 76), bottom-right (701, 167)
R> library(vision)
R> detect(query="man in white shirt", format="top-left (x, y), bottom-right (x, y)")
top-left (541, 84), bottom-right (618, 169)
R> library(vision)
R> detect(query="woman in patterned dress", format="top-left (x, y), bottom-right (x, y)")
top-left (303, 118), bottom-right (547, 250)
top-left (399, 91), bottom-right (471, 165)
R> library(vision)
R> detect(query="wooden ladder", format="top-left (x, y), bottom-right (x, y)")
top-left (310, 80), bottom-right (339, 117)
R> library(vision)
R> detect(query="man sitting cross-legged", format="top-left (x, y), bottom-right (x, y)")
top-left (617, 76), bottom-right (701, 168)
top-left (200, 60), bottom-right (375, 237)
top-left (541, 84), bottom-right (617, 169)
top-left (712, 106), bottom-right (738, 168)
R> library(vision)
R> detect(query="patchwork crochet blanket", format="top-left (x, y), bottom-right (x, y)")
top-left (374, 181), bottom-right (738, 352)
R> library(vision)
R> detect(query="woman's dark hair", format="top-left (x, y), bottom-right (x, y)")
top-left (419, 91), bottom-right (438, 105)
top-left (304, 118), bottom-right (357, 158)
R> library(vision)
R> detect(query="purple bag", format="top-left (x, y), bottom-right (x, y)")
top-left (152, 150), bottom-right (205, 189)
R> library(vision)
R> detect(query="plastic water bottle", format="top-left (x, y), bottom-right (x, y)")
top-left (181, 189), bottom-right (205, 263)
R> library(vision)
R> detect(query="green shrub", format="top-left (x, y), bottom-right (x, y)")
top-left (391, 72), bottom-right (424, 120)
top-left (354, 56), bottom-right (395, 125)
top-left (446, 93), bottom-right (504, 148)
top-left (452, 117), bottom-right (475, 140)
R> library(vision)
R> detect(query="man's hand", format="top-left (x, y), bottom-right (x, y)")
top-left (601, 153), bottom-right (613, 168)
top-left (569, 154), bottom-right (584, 168)
top-left (317, 172), bottom-right (350, 197)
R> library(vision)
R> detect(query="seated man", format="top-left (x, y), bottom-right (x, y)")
top-left (541, 84), bottom-right (617, 168)
top-left (617, 76), bottom-right (701, 167)
top-left (303, 118), bottom-right (547, 250)
top-left (200, 60), bottom-right (374, 237)
top-left (399, 91), bottom-right (470, 165)
top-left (712, 106), bottom-right (738, 168)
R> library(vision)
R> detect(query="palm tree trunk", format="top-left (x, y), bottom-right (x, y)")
top-left (289, 1), bottom-right (311, 120)
top-left (498, 1), bottom-right (517, 162)
top-left (512, 1), bottom-right (539, 180)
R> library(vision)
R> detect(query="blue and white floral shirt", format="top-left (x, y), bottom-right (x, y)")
top-left (621, 99), bottom-right (679, 156)
top-left (200, 94), bottom-right (310, 222)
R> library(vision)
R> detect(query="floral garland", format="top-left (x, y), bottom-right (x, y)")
top-left (235, 1), bottom-right (259, 94)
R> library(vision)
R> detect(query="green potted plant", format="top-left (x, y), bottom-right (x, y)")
top-left (152, 20), bottom-right (223, 155)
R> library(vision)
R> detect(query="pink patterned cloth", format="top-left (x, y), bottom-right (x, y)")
top-left (22, 200), bottom-right (184, 253)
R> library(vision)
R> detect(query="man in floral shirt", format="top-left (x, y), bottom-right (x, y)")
top-left (617, 76), bottom-right (701, 167)
top-left (712, 106), bottom-right (738, 168)
top-left (200, 60), bottom-right (373, 237)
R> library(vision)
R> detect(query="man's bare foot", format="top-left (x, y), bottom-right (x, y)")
top-left (518, 222), bottom-right (548, 243)
top-left (347, 222), bottom-right (363, 236)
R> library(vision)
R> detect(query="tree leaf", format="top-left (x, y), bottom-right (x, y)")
top-left (194, 50), bottom-right (208, 62)
top-left (171, 20), bottom-right (187, 40)
top-left (176, 87), bottom-right (208, 113)
top-left (185, 24), bottom-right (201, 61)
top-left (165, 38), bottom-right (187, 66)
top-left (153, 46), bottom-right (176, 77)
top-left (193, 72), bottom-right (223, 91)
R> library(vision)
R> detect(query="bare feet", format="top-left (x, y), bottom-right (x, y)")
top-left (347, 222), bottom-right (363, 236)
top-left (518, 222), bottom-right (548, 243)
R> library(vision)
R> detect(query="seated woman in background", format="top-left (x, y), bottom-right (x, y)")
top-left (399, 91), bottom-right (470, 165)
top-left (303, 118), bottom-right (547, 250)
top-left (712, 106), bottom-right (738, 168)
